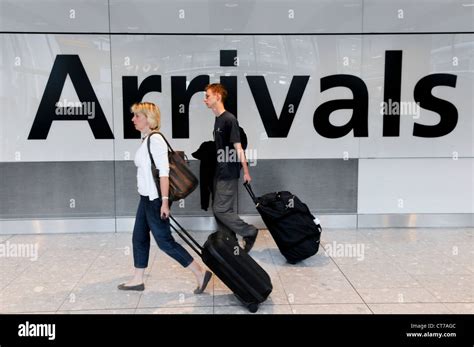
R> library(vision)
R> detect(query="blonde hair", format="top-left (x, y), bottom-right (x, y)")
top-left (131, 102), bottom-right (161, 131)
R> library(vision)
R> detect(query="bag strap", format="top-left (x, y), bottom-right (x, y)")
top-left (148, 131), bottom-right (189, 162)
top-left (146, 133), bottom-right (157, 168)
top-left (151, 132), bottom-right (175, 152)
top-left (146, 132), bottom-right (164, 198)
top-left (147, 131), bottom-right (173, 159)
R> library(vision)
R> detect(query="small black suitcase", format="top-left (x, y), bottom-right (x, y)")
top-left (244, 183), bottom-right (322, 264)
top-left (169, 216), bottom-right (272, 313)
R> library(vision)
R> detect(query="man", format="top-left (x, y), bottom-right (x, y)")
top-left (204, 83), bottom-right (258, 252)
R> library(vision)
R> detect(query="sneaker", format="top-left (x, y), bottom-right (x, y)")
top-left (243, 232), bottom-right (258, 253)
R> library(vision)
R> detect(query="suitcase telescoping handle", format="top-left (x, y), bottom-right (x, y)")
top-left (169, 215), bottom-right (203, 257)
top-left (243, 182), bottom-right (257, 204)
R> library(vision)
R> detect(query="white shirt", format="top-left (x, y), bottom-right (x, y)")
top-left (134, 133), bottom-right (170, 200)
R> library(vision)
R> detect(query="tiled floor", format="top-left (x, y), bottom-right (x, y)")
top-left (0, 228), bottom-right (472, 314)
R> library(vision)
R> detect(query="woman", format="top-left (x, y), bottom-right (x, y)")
top-left (118, 102), bottom-right (212, 294)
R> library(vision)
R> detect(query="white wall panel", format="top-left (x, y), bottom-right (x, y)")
top-left (0, 0), bottom-right (473, 229)
top-left (0, 34), bottom-right (114, 162)
top-left (363, 0), bottom-right (474, 33)
top-left (0, 0), bottom-right (109, 32)
top-left (359, 34), bottom-right (473, 158)
top-left (358, 158), bottom-right (474, 213)
top-left (109, 0), bottom-right (363, 34)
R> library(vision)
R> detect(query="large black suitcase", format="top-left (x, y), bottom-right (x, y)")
top-left (169, 215), bottom-right (272, 313)
top-left (244, 183), bottom-right (322, 264)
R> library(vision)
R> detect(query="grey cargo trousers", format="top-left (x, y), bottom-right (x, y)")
top-left (212, 178), bottom-right (257, 238)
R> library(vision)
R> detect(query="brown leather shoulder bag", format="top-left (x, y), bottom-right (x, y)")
top-left (147, 132), bottom-right (198, 201)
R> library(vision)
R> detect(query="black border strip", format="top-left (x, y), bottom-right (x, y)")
top-left (0, 31), bottom-right (473, 35)
top-left (1, 314), bottom-right (473, 346)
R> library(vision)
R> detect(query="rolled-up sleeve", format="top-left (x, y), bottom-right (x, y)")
top-left (150, 135), bottom-right (170, 177)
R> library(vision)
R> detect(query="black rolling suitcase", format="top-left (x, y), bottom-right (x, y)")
top-left (244, 183), bottom-right (322, 264)
top-left (169, 215), bottom-right (272, 313)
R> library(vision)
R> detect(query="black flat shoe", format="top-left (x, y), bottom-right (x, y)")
top-left (194, 271), bottom-right (212, 294)
top-left (117, 283), bottom-right (145, 291)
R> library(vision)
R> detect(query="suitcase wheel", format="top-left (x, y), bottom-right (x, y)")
top-left (248, 303), bottom-right (259, 313)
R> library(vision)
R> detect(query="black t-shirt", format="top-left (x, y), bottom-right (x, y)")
top-left (213, 111), bottom-right (241, 180)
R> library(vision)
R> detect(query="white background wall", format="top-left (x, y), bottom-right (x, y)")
top-left (0, 0), bottom-right (473, 230)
